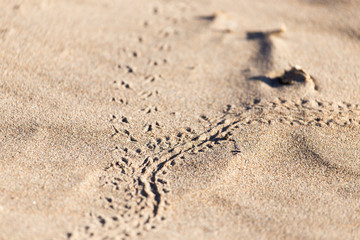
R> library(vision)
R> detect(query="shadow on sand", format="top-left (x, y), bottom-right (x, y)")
top-left (248, 75), bottom-right (283, 88)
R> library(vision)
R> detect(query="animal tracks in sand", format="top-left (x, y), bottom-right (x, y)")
top-left (69, 93), bottom-right (360, 239)
top-left (67, 5), bottom-right (360, 240)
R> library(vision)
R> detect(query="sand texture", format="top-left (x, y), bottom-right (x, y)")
top-left (1, 0), bottom-right (360, 239)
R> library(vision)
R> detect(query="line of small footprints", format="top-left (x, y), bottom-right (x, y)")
top-left (145, 97), bottom-right (360, 168)
top-left (167, 98), bottom-right (360, 158)
top-left (68, 94), bottom-right (360, 239)
top-left (67, 4), bottom-right (191, 239)
top-left (67, 2), bottom-right (360, 238)
top-left (145, 98), bottom-right (360, 225)
top-left (115, 97), bottom-right (360, 238)
top-left (104, 97), bottom-right (360, 240)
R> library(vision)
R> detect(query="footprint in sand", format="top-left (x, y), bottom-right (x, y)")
top-left (246, 26), bottom-right (319, 92)
top-left (278, 65), bottom-right (319, 90)
top-left (198, 11), bottom-right (238, 33)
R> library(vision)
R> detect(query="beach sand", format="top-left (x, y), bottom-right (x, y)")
top-left (0, 0), bottom-right (359, 239)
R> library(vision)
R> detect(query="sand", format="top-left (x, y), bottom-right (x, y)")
top-left (0, 0), bottom-right (359, 239)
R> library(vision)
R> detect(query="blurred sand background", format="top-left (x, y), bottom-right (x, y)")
top-left (0, 0), bottom-right (359, 239)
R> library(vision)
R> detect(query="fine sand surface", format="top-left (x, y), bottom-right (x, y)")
top-left (1, 0), bottom-right (360, 239)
